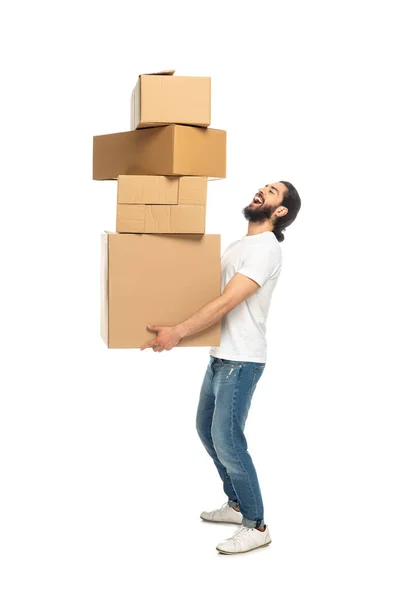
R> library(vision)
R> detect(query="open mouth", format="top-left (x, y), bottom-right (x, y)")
top-left (251, 193), bottom-right (264, 206)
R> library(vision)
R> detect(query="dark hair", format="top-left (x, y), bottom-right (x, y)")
top-left (272, 181), bottom-right (302, 242)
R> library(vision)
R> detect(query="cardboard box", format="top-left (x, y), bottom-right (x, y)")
top-left (93, 125), bottom-right (226, 180)
top-left (101, 233), bottom-right (221, 348)
top-left (116, 204), bottom-right (205, 233)
top-left (130, 69), bottom-right (211, 130)
top-left (117, 175), bottom-right (207, 206)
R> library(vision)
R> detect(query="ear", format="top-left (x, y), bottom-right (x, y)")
top-left (275, 206), bottom-right (288, 218)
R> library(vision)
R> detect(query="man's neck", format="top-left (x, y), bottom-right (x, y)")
top-left (246, 221), bottom-right (274, 236)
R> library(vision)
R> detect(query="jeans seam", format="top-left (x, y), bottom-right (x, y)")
top-left (250, 368), bottom-right (260, 396)
top-left (229, 366), bottom-right (259, 523)
top-left (209, 360), bottom-right (237, 503)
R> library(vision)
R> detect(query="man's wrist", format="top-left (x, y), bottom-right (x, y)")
top-left (174, 323), bottom-right (187, 340)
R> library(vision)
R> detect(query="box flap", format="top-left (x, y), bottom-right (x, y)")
top-left (141, 69), bottom-right (175, 76)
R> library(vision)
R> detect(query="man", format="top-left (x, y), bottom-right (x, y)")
top-left (141, 181), bottom-right (301, 554)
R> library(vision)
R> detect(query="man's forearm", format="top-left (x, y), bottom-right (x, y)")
top-left (176, 296), bottom-right (229, 339)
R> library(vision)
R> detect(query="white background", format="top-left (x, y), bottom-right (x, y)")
top-left (1, 1), bottom-right (399, 598)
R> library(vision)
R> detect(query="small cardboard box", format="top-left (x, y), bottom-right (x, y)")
top-left (92, 125), bottom-right (226, 180)
top-left (116, 204), bottom-right (205, 233)
top-left (101, 232), bottom-right (221, 348)
top-left (117, 175), bottom-right (207, 206)
top-left (130, 69), bottom-right (211, 130)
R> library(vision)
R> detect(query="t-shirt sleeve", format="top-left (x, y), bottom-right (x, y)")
top-left (237, 244), bottom-right (281, 287)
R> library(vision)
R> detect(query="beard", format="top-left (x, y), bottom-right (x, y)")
top-left (242, 202), bottom-right (274, 223)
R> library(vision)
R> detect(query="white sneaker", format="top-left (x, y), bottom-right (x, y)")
top-left (200, 501), bottom-right (243, 524)
top-left (216, 524), bottom-right (272, 554)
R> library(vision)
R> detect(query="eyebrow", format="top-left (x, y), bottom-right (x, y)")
top-left (265, 184), bottom-right (279, 195)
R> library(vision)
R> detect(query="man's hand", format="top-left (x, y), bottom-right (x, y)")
top-left (140, 324), bottom-right (183, 352)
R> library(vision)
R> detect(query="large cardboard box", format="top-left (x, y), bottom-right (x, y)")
top-left (116, 204), bottom-right (205, 233)
top-left (130, 70), bottom-right (211, 130)
top-left (101, 233), bottom-right (221, 348)
top-left (93, 125), bottom-right (226, 180)
top-left (117, 175), bottom-right (207, 206)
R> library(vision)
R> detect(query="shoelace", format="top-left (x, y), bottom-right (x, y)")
top-left (210, 501), bottom-right (230, 516)
top-left (229, 525), bottom-right (253, 542)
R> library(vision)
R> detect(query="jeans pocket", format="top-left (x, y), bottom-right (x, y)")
top-left (214, 359), bottom-right (243, 381)
top-left (220, 358), bottom-right (236, 363)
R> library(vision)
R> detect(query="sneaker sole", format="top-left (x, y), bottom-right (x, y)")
top-left (200, 515), bottom-right (242, 525)
top-left (216, 540), bottom-right (272, 554)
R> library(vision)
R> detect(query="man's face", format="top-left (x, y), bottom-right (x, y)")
top-left (242, 182), bottom-right (288, 223)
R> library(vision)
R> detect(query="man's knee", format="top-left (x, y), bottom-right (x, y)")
top-left (211, 423), bottom-right (247, 472)
top-left (211, 425), bottom-right (232, 463)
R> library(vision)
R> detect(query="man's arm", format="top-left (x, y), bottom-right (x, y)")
top-left (177, 273), bottom-right (260, 339)
top-left (140, 273), bottom-right (260, 351)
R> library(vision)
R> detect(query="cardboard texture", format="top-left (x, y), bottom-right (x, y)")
top-left (131, 70), bottom-right (211, 130)
top-left (116, 204), bottom-right (206, 233)
top-left (101, 233), bottom-right (221, 349)
top-left (117, 175), bottom-right (207, 206)
top-left (92, 125), bottom-right (226, 180)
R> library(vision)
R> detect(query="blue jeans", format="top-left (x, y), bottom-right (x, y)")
top-left (196, 356), bottom-right (266, 528)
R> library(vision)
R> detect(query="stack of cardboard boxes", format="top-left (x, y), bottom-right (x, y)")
top-left (93, 70), bottom-right (227, 349)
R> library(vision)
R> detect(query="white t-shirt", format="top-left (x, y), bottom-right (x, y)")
top-left (209, 231), bottom-right (282, 363)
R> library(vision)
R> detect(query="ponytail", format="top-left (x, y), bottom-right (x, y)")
top-left (272, 226), bottom-right (285, 243)
top-left (272, 181), bottom-right (302, 242)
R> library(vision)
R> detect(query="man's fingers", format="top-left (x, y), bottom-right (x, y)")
top-left (140, 340), bottom-right (155, 351)
top-left (140, 336), bottom-right (166, 352)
